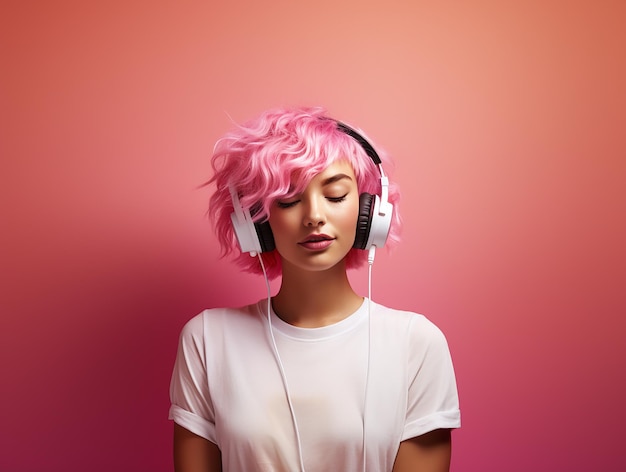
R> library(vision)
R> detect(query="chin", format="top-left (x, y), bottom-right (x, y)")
top-left (282, 252), bottom-right (350, 274)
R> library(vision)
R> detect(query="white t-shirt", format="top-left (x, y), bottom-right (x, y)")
top-left (169, 299), bottom-right (460, 471)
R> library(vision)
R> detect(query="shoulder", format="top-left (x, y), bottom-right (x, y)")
top-left (178, 302), bottom-right (263, 341)
top-left (172, 302), bottom-right (266, 379)
top-left (372, 302), bottom-right (447, 343)
top-left (370, 302), bottom-right (452, 369)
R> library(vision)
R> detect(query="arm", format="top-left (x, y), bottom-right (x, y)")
top-left (173, 423), bottom-right (222, 472)
top-left (392, 429), bottom-right (452, 472)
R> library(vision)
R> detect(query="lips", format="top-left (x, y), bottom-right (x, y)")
top-left (298, 234), bottom-right (335, 251)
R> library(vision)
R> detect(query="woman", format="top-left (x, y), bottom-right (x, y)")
top-left (169, 106), bottom-right (460, 471)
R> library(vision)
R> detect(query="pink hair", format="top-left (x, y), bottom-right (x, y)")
top-left (208, 106), bottom-right (401, 279)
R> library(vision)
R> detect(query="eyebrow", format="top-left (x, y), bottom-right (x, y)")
top-left (321, 173), bottom-right (353, 186)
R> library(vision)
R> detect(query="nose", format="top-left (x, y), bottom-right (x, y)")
top-left (303, 197), bottom-right (326, 227)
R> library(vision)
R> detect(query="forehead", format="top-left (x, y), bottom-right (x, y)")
top-left (307, 160), bottom-right (356, 185)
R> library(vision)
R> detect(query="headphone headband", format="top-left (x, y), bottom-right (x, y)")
top-left (335, 121), bottom-right (382, 165)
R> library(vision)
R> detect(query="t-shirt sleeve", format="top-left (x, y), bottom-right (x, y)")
top-left (168, 312), bottom-right (217, 444)
top-left (402, 316), bottom-right (461, 440)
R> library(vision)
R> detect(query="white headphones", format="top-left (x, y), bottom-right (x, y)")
top-left (229, 120), bottom-right (393, 257)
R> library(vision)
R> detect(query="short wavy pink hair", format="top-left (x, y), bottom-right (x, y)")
top-left (208, 106), bottom-right (401, 279)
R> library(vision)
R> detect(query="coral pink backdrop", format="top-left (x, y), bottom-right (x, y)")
top-left (1, 1), bottom-right (624, 471)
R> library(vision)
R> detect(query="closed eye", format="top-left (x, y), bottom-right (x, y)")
top-left (276, 200), bottom-right (299, 209)
top-left (276, 193), bottom-right (348, 208)
top-left (327, 194), bottom-right (348, 203)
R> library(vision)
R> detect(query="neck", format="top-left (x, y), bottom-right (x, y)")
top-left (272, 261), bottom-right (363, 328)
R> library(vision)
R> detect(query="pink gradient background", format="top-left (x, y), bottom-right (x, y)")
top-left (1, 1), bottom-right (624, 471)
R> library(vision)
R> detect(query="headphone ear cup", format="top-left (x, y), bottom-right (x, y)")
top-left (230, 209), bottom-right (262, 255)
top-left (254, 221), bottom-right (276, 253)
top-left (353, 193), bottom-right (374, 250)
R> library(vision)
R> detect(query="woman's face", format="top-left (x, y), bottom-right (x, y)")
top-left (268, 160), bottom-right (360, 274)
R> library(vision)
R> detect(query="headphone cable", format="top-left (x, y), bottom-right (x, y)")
top-left (362, 246), bottom-right (376, 471)
top-left (257, 249), bottom-right (375, 472)
top-left (258, 254), bottom-right (307, 472)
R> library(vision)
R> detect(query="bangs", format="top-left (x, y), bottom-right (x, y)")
top-left (266, 138), bottom-right (372, 209)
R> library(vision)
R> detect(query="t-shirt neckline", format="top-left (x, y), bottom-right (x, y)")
top-left (255, 297), bottom-right (370, 342)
